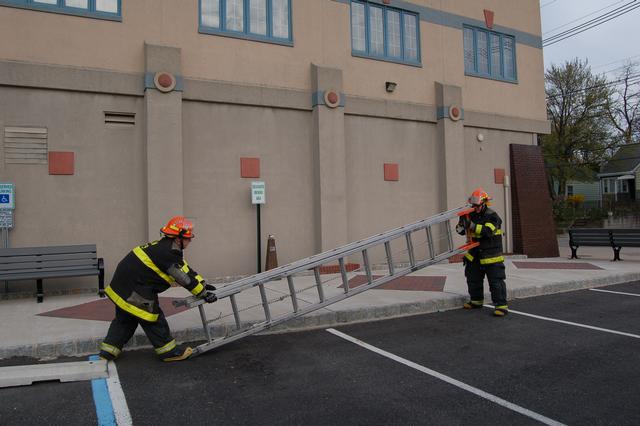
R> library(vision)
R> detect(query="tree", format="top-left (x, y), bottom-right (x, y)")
top-left (606, 62), bottom-right (640, 145)
top-left (541, 59), bottom-right (613, 200)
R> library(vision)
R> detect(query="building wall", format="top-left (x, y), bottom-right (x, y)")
top-left (0, 0), bottom-right (549, 286)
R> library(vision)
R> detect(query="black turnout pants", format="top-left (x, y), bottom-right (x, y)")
top-left (103, 305), bottom-right (174, 352)
top-left (465, 260), bottom-right (507, 306)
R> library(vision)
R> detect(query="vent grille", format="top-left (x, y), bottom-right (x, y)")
top-left (3, 127), bottom-right (48, 164)
top-left (105, 111), bottom-right (135, 126)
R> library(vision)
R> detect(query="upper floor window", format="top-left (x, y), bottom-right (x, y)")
top-left (464, 25), bottom-right (516, 82)
top-left (0, 0), bottom-right (120, 20)
top-left (350, 1), bottom-right (421, 66)
top-left (200, 0), bottom-right (292, 45)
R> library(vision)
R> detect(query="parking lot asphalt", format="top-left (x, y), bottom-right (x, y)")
top-left (1, 281), bottom-right (639, 425)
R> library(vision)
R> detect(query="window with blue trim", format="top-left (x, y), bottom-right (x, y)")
top-left (464, 25), bottom-right (516, 82)
top-left (0, 0), bottom-right (120, 20)
top-left (350, 1), bottom-right (420, 66)
top-left (200, 0), bottom-right (292, 44)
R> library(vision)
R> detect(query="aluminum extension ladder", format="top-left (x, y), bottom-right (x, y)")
top-left (174, 205), bottom-right (477, 357)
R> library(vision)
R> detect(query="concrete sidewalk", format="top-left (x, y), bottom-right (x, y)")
top-left (1, 237), bottom-right (639, 361)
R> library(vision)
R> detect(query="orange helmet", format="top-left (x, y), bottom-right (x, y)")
top-left (160, 216), bottom-right (194, 239)
top-left (468, 188), bottom-right (491, 206)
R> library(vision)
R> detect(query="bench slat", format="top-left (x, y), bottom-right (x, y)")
top-left (0, 244), bottom-right (97, 257)
top-left (0, 269), bottom-right (100, 281)
top-left (0, 252), bottom-right (98, 264)
top-left (0, 258), bottom-right (99, 271)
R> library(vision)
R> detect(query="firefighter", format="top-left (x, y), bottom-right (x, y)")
top-left (456, 188), bottom-right (508, 317)
top-left (99, 216), bottom-right (217, 362)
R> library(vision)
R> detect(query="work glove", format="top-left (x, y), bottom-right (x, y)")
top-left (456, 216), bottom-right (470, 235)
top-left (200, 284), bottom-right (217, 303)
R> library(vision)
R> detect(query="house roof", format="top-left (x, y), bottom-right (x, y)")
top-left (600, 143), bottom-right (640, 175)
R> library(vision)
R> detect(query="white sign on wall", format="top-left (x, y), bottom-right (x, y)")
top-left (251, 181), bottom-right (266, 205)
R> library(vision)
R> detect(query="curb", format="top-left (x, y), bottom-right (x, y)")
top-left (1, 272), bottom-right (639, 360)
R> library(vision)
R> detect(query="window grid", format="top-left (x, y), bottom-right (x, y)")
top-left (199, 0), bottom-right (292, 44)
top-left (1, 0), bottom-right (120, 18)
top-left (350, 0), bottom-right (421, 66)
top-left (464, 25), bottom-right (517, 82)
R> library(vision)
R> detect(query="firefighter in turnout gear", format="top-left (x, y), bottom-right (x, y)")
top-left (99, 216), bottom-right (217, 362)
top-left (456, 188), bottom-right (508, 317)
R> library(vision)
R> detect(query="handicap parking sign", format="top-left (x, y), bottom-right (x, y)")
top-left (0, 183), bottom-right (14, 209)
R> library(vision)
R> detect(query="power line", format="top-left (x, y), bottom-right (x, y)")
top-left (543, 1), bottom-right (640, 47)
top-left (543, 0), bottom-right (636, 42)
top-left (543, 0), bottom-right (624, 35)
top-left (545, 73), bottom-right (640, 100)
top-left (540, 0), bottom-right (558, 9)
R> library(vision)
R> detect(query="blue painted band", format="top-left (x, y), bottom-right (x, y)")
top-left (89, 355), bottom-right (116, 426)
top-left (436, 106), bottom-right (464, 121)
top-left (333, 0), bottom-right (542, 49)
top-left (144, 73), bottom-right (184, 92)
top-left (312, 91), bottom-right (346, 108)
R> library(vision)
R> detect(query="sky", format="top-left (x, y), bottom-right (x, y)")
top-left (540, 0), bottom-right (640, 79)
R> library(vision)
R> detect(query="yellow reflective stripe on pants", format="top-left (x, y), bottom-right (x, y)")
top-left (133, 246), bottom-right (175, 285)
top-left (155, 339), bottom-right (177, 355)
top-left (480, 256), bottom-right (504, 264)
top-left (105, 285), bottom-right (159, 322)
top-left (100, 342), bottom-right (121, 356)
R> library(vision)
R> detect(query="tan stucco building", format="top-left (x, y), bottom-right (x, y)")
top-left (0, 0), bottom-right (549, 290)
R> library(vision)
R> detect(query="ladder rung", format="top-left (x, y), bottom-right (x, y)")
top-left (405, 232), bottom-right (415, 268)
top-left (426, 226), bottom-right (435, 259)
top-left (338, 258), bottom-right (349, 293)
top-left (286, 275), bottom-right (299, 312)
top-left (258, 283), bottom-right (271, 323)
top-left (362, 249), bottom-right (373, 284)
top-left (197, 305), bottom-right (212, 342)
top-left (313, 267), bottom-right (325, 302)
top-left (384, 241), bottom-right (394, 275)
top-left (230, 294), bottom-right (241, 329)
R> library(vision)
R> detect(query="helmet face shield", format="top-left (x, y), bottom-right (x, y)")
top-left (161, 216), bottom-right (194, 239)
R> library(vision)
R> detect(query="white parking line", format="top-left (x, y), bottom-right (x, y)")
top-left (106, 360), bottom-right (132, 426)
top-left (485, 305), bottom-right (640, 339)
top-left (589, 288), bottom-right (640, 297)
top-left (326, 328), bottom-right (565, 426)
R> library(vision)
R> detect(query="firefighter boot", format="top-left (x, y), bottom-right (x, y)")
top-left (161, 346), bottom-right (193, 362)
top-left (493, 305), bottom-right (509, 317)
top-left (463, 300), bottom-right (483, 309)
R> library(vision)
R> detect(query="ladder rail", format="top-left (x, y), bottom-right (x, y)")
top-left (175, 205), bottom-right (472, 307)
top-left (190, 240), bottom-right (478, 356)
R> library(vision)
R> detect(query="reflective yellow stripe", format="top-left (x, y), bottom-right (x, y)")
top-left (191, 283), bottom-right (204, 296)
top-left (105, 285), bottom-right (159, 322)
top-left (494, 229), bottom-right (503, 235)
top-left (133, 246), bottom-right (175, 285)
top-left (155, 339), bottom-right (177, 355)
top-left (485, 223), bottom-right (496, 231)
top-left (474, 224), bottom-right (482, 236)
top-left (495, 305), bottom-right (508, 310)
top-left (100, 342), bottom-right (121, 356)
top-left (480, 255), bottom-right (504, 264)
top-left (464, 253), bottom-right (474, 261)
top-left (180, 264), bottom-right (190, 274)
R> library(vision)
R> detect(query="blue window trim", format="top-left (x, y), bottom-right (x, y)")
top-left (350, 0), bottom-right (422, 67)
top-left (0, 0), bottom-right (121, 21)
top-left (463, 25), bottom-right (517, 83)
top-left (198, 0), bottom-right (293, 46)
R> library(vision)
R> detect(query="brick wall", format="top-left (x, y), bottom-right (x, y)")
top-left (510, 144), bottom-right (559, 257)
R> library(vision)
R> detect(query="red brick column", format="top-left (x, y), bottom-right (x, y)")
top-left (510, 145), bottom-right (559, 257)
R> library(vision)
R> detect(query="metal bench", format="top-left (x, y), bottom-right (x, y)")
top-left (569, 228), bottom-right (640, 261)
top-left (0, 244), bottom-right (104, 302)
